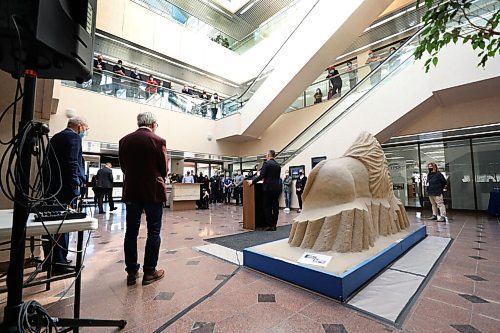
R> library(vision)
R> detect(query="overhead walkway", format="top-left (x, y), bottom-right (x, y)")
top-left (273, 0), bottom-right (500, 171)
top-left (214, 0), bottom-right (394, 141)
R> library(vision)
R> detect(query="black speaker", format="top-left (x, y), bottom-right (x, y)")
top-left (0, 0), bottom-right (97, 82)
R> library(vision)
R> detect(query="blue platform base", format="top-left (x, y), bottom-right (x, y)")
top-left (243, 224), bottom-right (427, 302)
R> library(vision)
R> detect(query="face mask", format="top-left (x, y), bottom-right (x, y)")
top-left (428, 168), bottom-right (433, 172)
top-left (79, 130), bottom-right (87, 139)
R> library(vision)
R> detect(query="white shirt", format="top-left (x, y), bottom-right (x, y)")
top-left (182, 175), bottom-right (194, 183)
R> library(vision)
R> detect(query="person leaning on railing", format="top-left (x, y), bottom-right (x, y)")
top-left (130, 67), bottom-right (142, 99)
top-left (92, 55), bottom-right (107, 92)
top-left (145, 75), bottom-right (158, 99)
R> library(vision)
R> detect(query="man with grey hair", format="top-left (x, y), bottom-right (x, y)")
top-left (43, 116), bottom-right (89, 273)
top-left (119, 112), bottom-right (168, 286)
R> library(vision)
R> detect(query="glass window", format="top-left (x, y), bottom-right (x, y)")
top-left (443, 140), bottom-right (475, 210)
top-left (472, 136), bottom-right (500, 210)
top-left (383, 145), bottom-right (421, 207)
top-left (196, 163), bottom-right (210, 178)
top-left (420, 142), bottom-right (447, 209)
top-left (420, 140), bottom-right (475, 210)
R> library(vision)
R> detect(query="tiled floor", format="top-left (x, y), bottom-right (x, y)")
top-left (1, 204), bottom-right (499, 333)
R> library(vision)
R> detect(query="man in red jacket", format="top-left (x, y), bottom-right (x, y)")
top-left (119, 112), bottom-right (168, 286)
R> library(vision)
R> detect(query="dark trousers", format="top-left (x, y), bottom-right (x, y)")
top-left (42, 233), bottom-right (69, 264)
top-left (263, 190), bottom-right (280, 228)
top-left (97, 188), bottom-right (115, 212)
top-left (296, 190), bottom-right (303, 210)
top-left (224, 191), bottom-right (232, 204)
top-left (234, 187), bottom-right (243, 205)
top-left (211, 108), bottom-right (218, 120)
top-left (124, 202), bottom-right (163, 274)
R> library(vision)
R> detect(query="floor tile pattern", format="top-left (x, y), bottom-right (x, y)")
top-left (0, 205), bottom-right (499, 333)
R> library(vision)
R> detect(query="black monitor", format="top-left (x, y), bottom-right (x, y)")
top-left (0, 0), bottom-right (97, 82)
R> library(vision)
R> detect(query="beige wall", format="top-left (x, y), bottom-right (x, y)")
top-left (51, 84), bottom-right (335, 158)
top-left (393, 94), bottom-right (500, 137)
top-left (236, 100), bottom-right (334, 156)
top-left (50, 85), bottom-right (240, 156)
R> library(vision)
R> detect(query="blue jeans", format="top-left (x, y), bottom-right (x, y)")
top-left (284, 190), bottom-right (291, 209)
top-left (124, 202), bottom-right (163, 274)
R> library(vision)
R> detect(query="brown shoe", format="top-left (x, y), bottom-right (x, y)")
top-left (142, 269), bottom-right (165, 285)
top-left (127, 271), bottom-right (139, 286)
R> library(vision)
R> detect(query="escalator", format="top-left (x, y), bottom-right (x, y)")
top-left (214, 0), bottom-right (395, 140)
top-left (274, 0), bottom-right (500, 169)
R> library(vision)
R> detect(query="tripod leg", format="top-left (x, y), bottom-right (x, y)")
top-left (73, 231), bottom-right (84, 333)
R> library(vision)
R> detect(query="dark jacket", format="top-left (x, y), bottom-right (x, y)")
top-left (427, 171), bottom-right (447, 196)
top-left (252, 159), bottom-right (282, 192)
top-left (45, 128), bottom-right (86, 204)
top-left (119, 128), bottom-right (168, 203)
top-left (296, 175), bottom-right (308, 192)
top-left (96, 166), bottom-right (114, 189)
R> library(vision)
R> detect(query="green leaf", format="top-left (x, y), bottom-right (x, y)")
top-left (432, 57), bottom-right (439, 66)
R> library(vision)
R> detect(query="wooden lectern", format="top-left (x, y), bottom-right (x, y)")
top-left (243, 181), bottom-right (265, 230)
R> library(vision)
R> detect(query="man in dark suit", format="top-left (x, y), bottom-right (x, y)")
top-left (96, 162), bottom-right (117, 214)
top-left (119, 112), bottom-right (168, 286)
top-left (44, 117), bottom-right (88, 273)
top-left (249, 150), bottom-right (282, 231)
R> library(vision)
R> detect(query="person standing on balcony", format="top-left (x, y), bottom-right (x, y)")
top-left (130, 67), bottom-right (142, 99)
top-left (210, 93), bottom-right (220, 120)
top-left (92, 55), bottom-right (107, 92)
top-left (145, 75), bottom-right (158, 100)
top-left (366, 50), bottom-right (382, 85)
top-left (112, 60), bottom-right (126, 96)
top-left (327, 66), bottom-right (342, 97)
top-left (346, 61), bottom-right (358, 90)
top-left (313, 88), bottom-right (323, 104)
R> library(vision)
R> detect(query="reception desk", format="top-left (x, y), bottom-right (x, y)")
top-left (171, 183), bottom-right (201, 211)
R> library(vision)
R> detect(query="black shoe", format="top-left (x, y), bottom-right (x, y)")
top-left (52, 266), bottom-right (76, 275)
top-left (127, 271), bottom-right (139, 286)
top-left (264, 226), bottom-right (276, 231)
top-left (110, 207), bottom-right (117, 211)
top-left (427, 215), bottom-right (437, 220)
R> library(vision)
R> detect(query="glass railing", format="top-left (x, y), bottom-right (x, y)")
top-left (61, 70), bottom-right (222, 119)
top-left (274, 0), bottom-right (498, 166)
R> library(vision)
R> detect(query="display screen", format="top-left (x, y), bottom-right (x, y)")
top-left (311, 156), bottom-right (326, 169)
top-left (289, 165), bottom-right (305, 180)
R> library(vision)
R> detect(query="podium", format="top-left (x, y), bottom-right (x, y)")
top-left (171, 183), bottom-right (201, 211)
top-left (243, 181), bottom-right (266, 230)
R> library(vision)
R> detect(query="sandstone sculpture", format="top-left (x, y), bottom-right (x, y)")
top-left (288, 132), bottom-right (410, 253)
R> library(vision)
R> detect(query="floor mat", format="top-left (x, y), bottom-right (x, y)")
top-left (204, 224), bottom-right (292, 251)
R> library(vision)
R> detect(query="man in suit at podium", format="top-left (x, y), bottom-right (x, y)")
top-left (249, 150), bottom-right (281, 231)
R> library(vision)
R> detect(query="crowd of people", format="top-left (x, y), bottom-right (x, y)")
top-left (168, 166), bottom-right (309, 214)
top-left (91, 55), bottom-right (224, 118)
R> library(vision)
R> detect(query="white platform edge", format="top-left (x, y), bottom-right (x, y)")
top-left (347, 235), bottom-right (451, 323)
top-left (195, 243), bottom-right (243, 265)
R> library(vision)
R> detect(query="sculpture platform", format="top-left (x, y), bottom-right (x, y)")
top-left (243, 223), bottom-right (427, 301)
